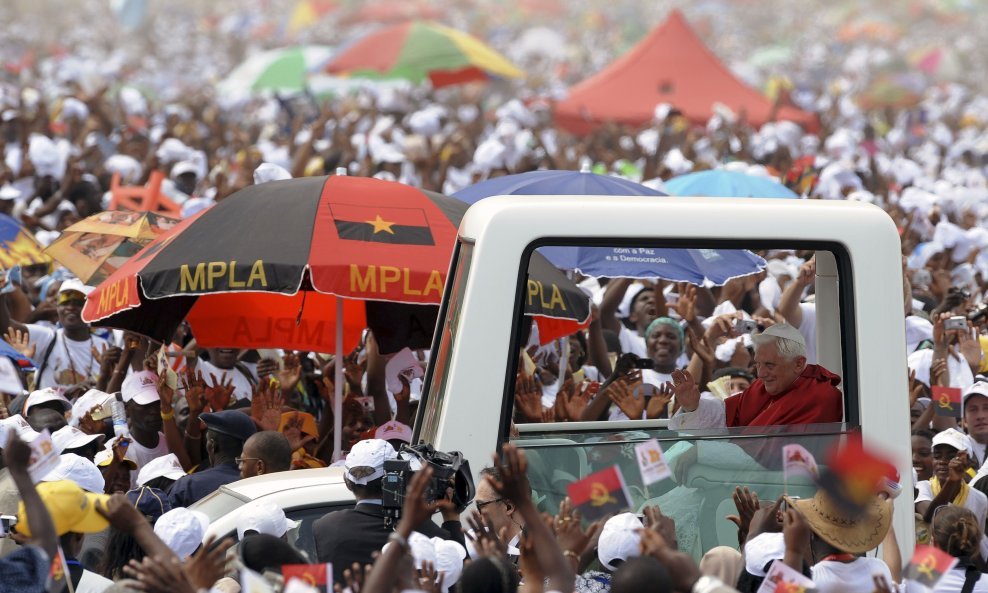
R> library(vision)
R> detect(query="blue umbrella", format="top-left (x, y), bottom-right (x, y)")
top-left (664, 170), bottom-right (799, 199)
top-left (453, 170), bottom-right (766, 284)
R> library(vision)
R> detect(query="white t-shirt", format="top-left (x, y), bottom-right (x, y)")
top-left (930, 567), bottom-right (988, 592)
top-left (28, 326), bottom-right (109, 389)
top-left (119, 432), bottom-right (170, 487)
top-left (811, 557), bottom-right (892, 593)
top-left (618, 325), bottom-right (647, 357)
top-left (606, 369), bottom-right (672, 421)
top-left (197, 359), bottom-right (256, 401)
top-left (915, 481), bottom-right (988, 546)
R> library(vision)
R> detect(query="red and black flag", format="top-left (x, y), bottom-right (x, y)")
top-left (903, 544), bottom-right (957, 588)
top-left (816, 432), bottom-right (895, 516)
top-left (330, 203), bottom-right (435, 246)
top-left (932, 386), bottom-right (962, 418)
top-left (567, 465), bottom-right (632, 521)
top-left (282, 563), bottom-right (332, 592)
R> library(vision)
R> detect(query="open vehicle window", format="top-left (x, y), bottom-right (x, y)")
top-left (503, 241), bottom-right (859, 560)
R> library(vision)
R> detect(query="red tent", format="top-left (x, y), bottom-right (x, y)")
top-left (555, 10), bottom-right (818, 135)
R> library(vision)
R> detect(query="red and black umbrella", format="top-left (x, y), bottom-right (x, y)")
top-left (82, 174), bottom-right (589, 353)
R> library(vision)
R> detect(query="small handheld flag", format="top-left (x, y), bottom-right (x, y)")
top-left (932, 386), bottom-right (962, 418)
top-left (903, 544), bottom-right (957, 589)
top-left (567, 466), bottom-right (632, 521)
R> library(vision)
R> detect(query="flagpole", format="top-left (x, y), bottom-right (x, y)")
top-left (333, 297), bottom-right (343, 462)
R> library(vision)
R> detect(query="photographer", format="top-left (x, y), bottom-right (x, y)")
top-left (312, 439), bottom-right (464, 585)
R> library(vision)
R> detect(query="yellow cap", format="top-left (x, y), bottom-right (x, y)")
top-left (17, 480), bottom-right (110, 537)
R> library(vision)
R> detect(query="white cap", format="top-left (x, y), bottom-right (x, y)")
top-left (154, 507), bottom-right (210, 559)
top-left (236, 500), bottom-right (298, 540)
top-left (121, 371), bottom-right (160, 406)
top-left (344, 438), bottom-right (397, 485)
top-left (57, 278), bottom-right (93, 297)
top-left (933, 428), bottom-right (974, 456)
top-left (432, 538), bottom-right (467, 591)
top-left (597, 512), bottom-right (643, 571)
top-left (408, 532), bottom-right (436, 569)
top-left (137, 453), bottom-right (186, 487)
top-left (70, 389), bottom-right (113, 428)
top-left (253, 163), bottom-right (292, 185)
top-left (52, 425), bottom-right (103, 454)
top-left (171, 160), bottom-right (199, 180)
top-left (964, 382), bottom-right (988, 410)
top-left (41, 453), bottom-right (105, 493)
top-left (753, 323), bottom-right (806, 348)
top-left (375, 421), bottom-right (412, 444)
top-left (24, 388), bottom-right (72, 416)
top-left (0, 414), bottom-right (40, 443)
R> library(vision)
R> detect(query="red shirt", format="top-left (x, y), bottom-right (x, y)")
top-left (725, 364), bottom-right (843, 428)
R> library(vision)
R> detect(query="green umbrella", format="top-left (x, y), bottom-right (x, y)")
top-left (218, 45), bottom-right (334, 95)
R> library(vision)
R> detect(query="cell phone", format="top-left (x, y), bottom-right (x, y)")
top-left (735, 319), bottom-right (758, 334)
top-left (0, 514), bottom-right (17, 536)
top-left (630, 356), bottom-right (654, 370)
top-left (946, 316), bottom-right (968, 331)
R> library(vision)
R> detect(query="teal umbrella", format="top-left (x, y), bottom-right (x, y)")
top-left (218, 45), bottom-right (334, 95)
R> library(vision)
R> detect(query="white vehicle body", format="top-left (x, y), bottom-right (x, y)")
top-left (196, 195), bottom-right (913, 558)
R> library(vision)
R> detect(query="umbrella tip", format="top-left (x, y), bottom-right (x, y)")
top-left (580, 163), bottom-right (592, 173)
top-left (335, 167), bottom-right (348, 176)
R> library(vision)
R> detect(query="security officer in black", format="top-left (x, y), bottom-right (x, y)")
top-left (167, 410), bottom-right (256, 507)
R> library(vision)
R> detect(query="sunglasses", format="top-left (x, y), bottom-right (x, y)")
top-left (475, 498), bottom-right (505, 511)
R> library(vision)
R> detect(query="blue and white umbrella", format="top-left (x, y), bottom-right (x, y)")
top-left (663, 169), bottom-right (799, 199)
top-left (454, 169), bottom-right (766, 284)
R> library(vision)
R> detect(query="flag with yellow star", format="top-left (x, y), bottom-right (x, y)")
top-left (330, 203), bottom-right (435, 245)
top-left (567, 465), bottom-right (632, 521)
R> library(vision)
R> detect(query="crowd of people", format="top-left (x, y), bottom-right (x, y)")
top-left (1, 0), bottom-right (988, 592)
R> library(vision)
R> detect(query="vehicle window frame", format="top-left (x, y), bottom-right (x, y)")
top-left (416, 240), bottom-right (474, 444)
top-left (501, 237), bottom-right (859, 441)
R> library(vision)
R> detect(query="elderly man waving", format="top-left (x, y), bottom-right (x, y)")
top-left (670, 324), bottom-right (843, 429)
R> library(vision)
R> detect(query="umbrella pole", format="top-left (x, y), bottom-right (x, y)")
top-left (333, 298), bottom-right (344, 462)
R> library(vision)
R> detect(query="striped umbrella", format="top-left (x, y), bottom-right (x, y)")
top-left (325, 21), bottom-right (523, 87)
top-left (218, 45), bottom-right (334, 95)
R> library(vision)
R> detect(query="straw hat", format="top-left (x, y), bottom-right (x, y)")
top-left (790, 490), bottom-right (892, 554)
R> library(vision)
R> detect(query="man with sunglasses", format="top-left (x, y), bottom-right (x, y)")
top-left (0, 277), bottom-right (108, 390)
top-left (467, 466), bottom-right (525, 560)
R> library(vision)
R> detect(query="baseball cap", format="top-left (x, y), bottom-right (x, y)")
top-left (57, 278), bottom-right (93, 298)
top-left (126, 486), bottom-right (171, 523)
top-left (70, 389), bottom-right (114, 427)
top-left (42, 453), bottom-right (105, 494)
top-left (23, 388), bottom-right (72, 416)
top-left (344, 438), bottom-right (397, 485)
top-left (433, 538), bottom-right (467, 591)
top-left (375, 421), bottom-right (412, 444)
top-left (278, 411), bottom-right (318, 437)
top-left (236, 500), bottom-right (298, 540)
top-left (136, 453), bottom-right (186, 487)
top-left (201, 410), bottom-right (257, 442)
top-left (0, 414), bottom-right (40, 443)
top-left (17, 480), bottom-right (110, 537)
top-left (95, 439), bottom-right (138, 470)
top-left (52, 425), bottom-right (104, 454)
top-left (121, 371), bottom-right (160, 406)
top-left (597, 512), bottom-right (643, 571)
top-left (963, 382), bottom-right (988, 410)
top-left (932, 427), bottom-right (973, 456)
top-left (154, 507), bottom-right (210, 559)
top-left (753, 323), bottom-right (806, 348)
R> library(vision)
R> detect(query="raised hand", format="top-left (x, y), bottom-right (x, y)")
top-left (646, 382), bottom-right (674, 419)
top-left (559, 380), bottom-right (594, 421)
top-left (95, 494), bottom-right (146, 535)
top-left (553, 497), bottom-right (589, 557)
top-left (156, 372), bottom-right (174, 412)
top-left (250, 380), bottom-right (284, 432)
top-left (181, 369), bottom-right (207, 417)
top-left (639, 527), bottom-right (699, 593)
top-left (279, 352), bottom-right (303, 392)
top-left (685, 327), bottom-right (714, 366)
top-left (184, 536), bottom-right (234, 591)
top-left (642, 505), bottom-right (679, 550)
top-left (669, 369), bottom-right (700, 413)
top-left (419, 560), bottom-right (445, 593)
top-left (204, 373), bottom-right (234, 411)
top-left (725, 486), bottom-right (759, 544)
top-left (486, 443), bottom-right (531, 506)
top-left (4, 327), bottom-right (35, 360)
top-left (675, 283), bottom-right (698, 323)
top-left (465, 513), bottom-right (508, 559)
top-left (514, 372), bottom-right (544, 423)
top-left (123, 557), bottom-right (196, 593)
top-left (282, 412), bottom-right (315, 451)
top-left (606, 378), bottom-right (644, 420)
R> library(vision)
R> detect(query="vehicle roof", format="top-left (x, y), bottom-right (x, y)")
top-left (219, 466), bottom-right (346, 501)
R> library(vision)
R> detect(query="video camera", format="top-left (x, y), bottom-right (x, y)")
top-left (381, 443), bottom-right (475, 526)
